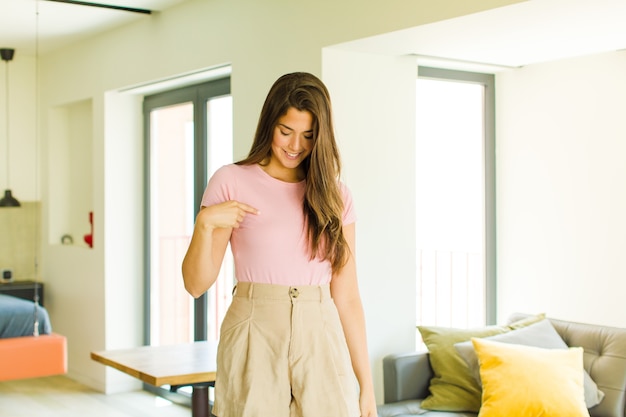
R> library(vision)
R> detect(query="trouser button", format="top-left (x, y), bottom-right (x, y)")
top-left (290, 288), bottom-right (299, 298)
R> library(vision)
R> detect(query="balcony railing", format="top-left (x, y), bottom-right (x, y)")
top-left (416, 248), bottom-right (485, 347)
top-left (152, 235), bottom-right (233, 346)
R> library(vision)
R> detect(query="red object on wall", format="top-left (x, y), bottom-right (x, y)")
top-left (84, 211), bottom-right (93, 248)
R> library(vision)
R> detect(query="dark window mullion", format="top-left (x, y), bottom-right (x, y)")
top-left (193, 90), bottom-right (208, 342)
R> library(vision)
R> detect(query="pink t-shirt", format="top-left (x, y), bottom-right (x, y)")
top-left (201, 163), bottom-right (356, 285)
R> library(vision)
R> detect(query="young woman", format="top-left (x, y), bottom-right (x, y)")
top-left (182, 72), bottom-right (377, 417)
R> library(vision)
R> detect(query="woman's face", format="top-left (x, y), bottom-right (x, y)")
top-left (266, 107), bottom-right (314, 182)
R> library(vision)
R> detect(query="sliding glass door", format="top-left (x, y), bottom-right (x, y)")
top-left (143, 78), bottom-right (232, 348)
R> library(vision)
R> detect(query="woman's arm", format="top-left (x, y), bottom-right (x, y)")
top-left (182, 200), bottom-right (258, 298)
top-left (330, 222), bottom-right (378, 417)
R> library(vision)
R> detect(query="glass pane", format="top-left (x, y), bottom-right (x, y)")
top-left (415, 78), bottom-right (486, 332)
top-left (204, 95), bottom-right (234, 342)
top-left (149, 101), bottom-right (194, 346)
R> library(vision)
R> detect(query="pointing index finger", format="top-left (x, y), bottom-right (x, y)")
top-left (238, 202), bottom-right (260, 214)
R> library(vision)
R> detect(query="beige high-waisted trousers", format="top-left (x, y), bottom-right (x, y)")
top-left (212, 281), bottom-right (360, 417)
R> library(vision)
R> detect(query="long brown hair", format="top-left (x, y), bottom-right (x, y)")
top-left (237, 72), bottom-right (349, 272)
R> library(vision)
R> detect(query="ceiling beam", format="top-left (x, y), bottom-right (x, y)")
top-left (44, 0), bottom-right (152, 14)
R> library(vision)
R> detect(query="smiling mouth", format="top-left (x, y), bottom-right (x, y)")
top-left (285, 151), bottom-right (300, 158)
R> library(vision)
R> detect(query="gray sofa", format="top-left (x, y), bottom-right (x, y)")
top-left (377, 315), bottom-right (626, 417)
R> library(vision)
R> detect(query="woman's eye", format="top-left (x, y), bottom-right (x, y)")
top-left (304, 134), bottom-right (313, 140)
top-left (280, 130), bottom-right (289, 136)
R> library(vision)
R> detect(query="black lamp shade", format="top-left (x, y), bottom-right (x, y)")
top-left (0, 189), bottom-right (21, 207)
top-left (0, 49), bottom-right (14, 61)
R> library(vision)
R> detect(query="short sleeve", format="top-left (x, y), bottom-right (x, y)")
top-left (201, 164), bottom-right (235, 207)
top-left (340, 182), bottom-right (356, 225)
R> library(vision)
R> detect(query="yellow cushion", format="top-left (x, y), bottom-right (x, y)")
top-left (472, 338), bottom-right (589, 417)
top-left (417, 314), bottom-right (545, 412)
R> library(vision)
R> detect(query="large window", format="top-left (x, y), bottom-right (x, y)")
top-left (415, 67), bottom-right (496, 337)
top-left (142, 78), bottom-right (232, 404)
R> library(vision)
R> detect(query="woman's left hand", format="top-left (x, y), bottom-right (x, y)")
top-left (360, 392), bottom-right (378, 417)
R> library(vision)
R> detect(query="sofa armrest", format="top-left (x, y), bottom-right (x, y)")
top-left (382, 351), bottom-right (433, 404)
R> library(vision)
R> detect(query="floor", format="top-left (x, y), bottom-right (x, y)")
top-left (0, 375), bottom-right (191, 417)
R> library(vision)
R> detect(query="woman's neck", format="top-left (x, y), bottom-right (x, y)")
top-left (259, 160), bottom-right (304, 183)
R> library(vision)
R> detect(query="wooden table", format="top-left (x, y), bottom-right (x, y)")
top-left (91, 341), bottom-right (217, 417)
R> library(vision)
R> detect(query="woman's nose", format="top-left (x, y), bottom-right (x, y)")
top-left (289, 134), bottom-right (303, 150)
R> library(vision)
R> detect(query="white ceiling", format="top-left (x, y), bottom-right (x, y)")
top-left (2, 0), bottom-right (626, 71)
top-left (335, 0), bottom-right (626, 71)
top-left (0, 0), bottom-right (187, 56)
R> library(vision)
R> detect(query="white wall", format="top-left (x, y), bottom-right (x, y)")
top-left (18, 0), bottom-right (526, 399)
top-left (323, 48), bottom-right (418, 400)
top-left (496, 50), bottom-right (626, 328)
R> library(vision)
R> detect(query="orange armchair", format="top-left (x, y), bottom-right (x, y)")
top-left (0, 333), bottom-right (67, 381)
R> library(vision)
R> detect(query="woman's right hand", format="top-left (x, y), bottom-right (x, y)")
top-left (183, 200), bottom-right (258, 297)
top-left (196, 200), bottom-right (259, 230)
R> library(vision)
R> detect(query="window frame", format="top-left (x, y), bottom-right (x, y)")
top-left (417, 66), bottom-right (496, 324)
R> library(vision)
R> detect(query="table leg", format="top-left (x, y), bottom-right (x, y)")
top-left (191, 385), bottom-right (209, 417)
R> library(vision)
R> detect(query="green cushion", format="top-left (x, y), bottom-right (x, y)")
top-left (417, 313), bottom-right (545, 412)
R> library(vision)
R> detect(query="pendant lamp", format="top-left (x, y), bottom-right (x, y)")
top-left (0, 47), bottom-right (21, 207)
